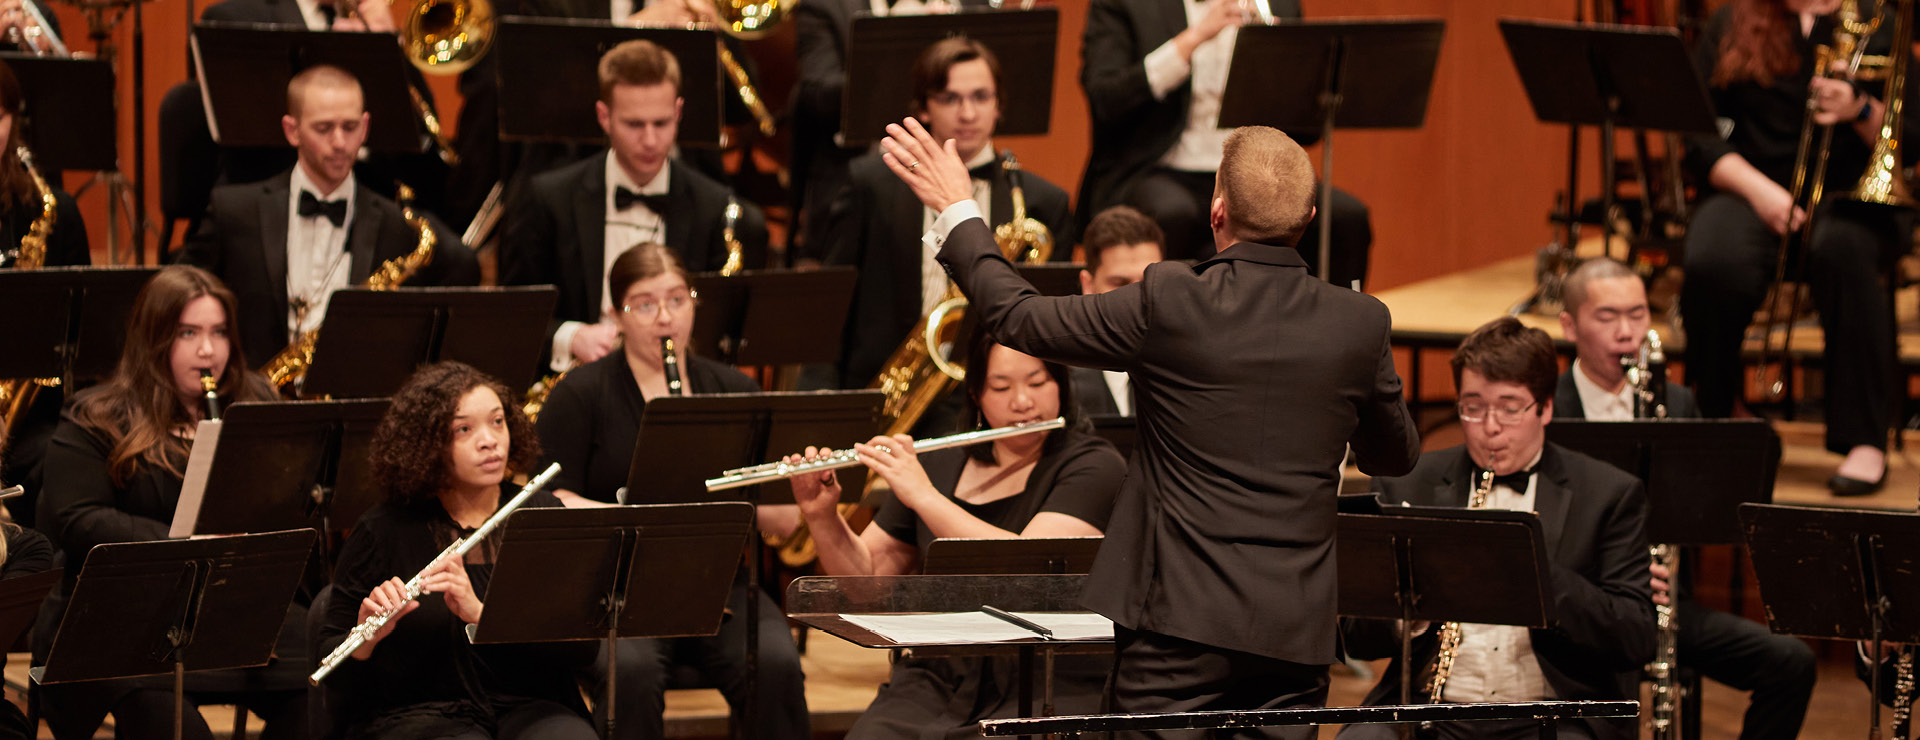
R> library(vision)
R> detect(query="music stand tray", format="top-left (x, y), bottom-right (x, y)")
top-left (0, 268), bottom-right (157, 383)
top-left (493, 17), bottom-right (723, 146)
top-left (0, 54), bottom-right (114, 172)
top-left (922, 537), bottom-right (1103, 576)
top-left (302, 286), bottom-right (558, 398)
top-left (168, 399), bottom-right (391, 540)
top-left (689, 267), bottom-right (858, 367)
top-left (624, 391), bottom-right (885, 506)
top-left (190, 24), bottom-right (424, 152)
top-left (841, 8), bottom-right (1057, 146)
top-left (1548, 420), bottom-right (1778, 545)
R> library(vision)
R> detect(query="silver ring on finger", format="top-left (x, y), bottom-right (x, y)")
top-left (906, 161), bottom-right (920, 171)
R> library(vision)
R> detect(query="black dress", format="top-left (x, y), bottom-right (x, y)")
top-left (0, 186), bottom-right (91, 529)
top-left (319, 488), bottom-right (597, 740)
top-left (0, 525), bottom-right (54, 740)
top-left (850, 429), bottom-right (1125, 740)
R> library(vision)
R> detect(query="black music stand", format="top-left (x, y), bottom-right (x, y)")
top-left (0, 568), bottom-right (59, 652)
top-left (1547, 419), bottom-right (1778, 546)
top-left (1337, 503), bottom-right (1554, 705)
top-left (1498, 20), bottom-right (1719, 270)
top-left (923, 537), bottom-right (1102, 576)
top-left (1, 54), bottom-right (115, 173)
top-left (0, 268), bottom-right (156, 384)
top-left (493, 18), bottom-right (722, 146)
top-left (33, 530), bottom-right (317, 740)
top-left (300, 286), bottom-right (557, 398)
top-left (1739, 504), bottom-right (1920, 735)
top-left (1219, 19), bottom-right (1445, 283)
top-left (190, 24), bottom-right (424, 152)
top-left (471, 503), bottom-right (755, 738)
top-left (688, 267), bottom-right (858, 366)
top-left (167, 400), bottom-right (390, 549)
top-left (841, 8), bottom-right (1058, 146)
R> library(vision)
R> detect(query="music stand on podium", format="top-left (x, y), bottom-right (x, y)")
top-left (33, 530), bottom-right (317, 740)
top-left (841, 8), bottom-right (1058, 146)
top-left (0, 268), bottom-right (156, 384)
top-left (1739, 504), bottom-right (1920, 735)
top-left (167, 400), bottom-right (391, 550)
top-left (689, 267), bottom-right (858, 367)
top-left (921, 537), bottom-right (1106, 719)
top-left (190, 24), bottom-right (425, 152)
top-left (472, 503), bottom-right (756, 738)
top-left (493, 18), bottom-right (723, 146)
top-left (1219, 19), bottom-right (1444, 284)
top-left (300, 286), bottom-right (557, 398)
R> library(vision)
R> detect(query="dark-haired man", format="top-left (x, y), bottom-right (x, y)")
top-left (1073, 205), bottom-right (1163, 417)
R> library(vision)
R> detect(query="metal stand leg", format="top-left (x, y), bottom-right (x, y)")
top-left (174, 660), bottom-right (185, 740)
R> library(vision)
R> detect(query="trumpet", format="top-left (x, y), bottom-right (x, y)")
top-left (7, 0), bottom-right (68, 57)
top-left (706, 417), bottom-right (1065, 492)
top-left (311, 462), bottom-right (561, 684)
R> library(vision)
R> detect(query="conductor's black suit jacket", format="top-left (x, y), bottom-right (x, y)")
top-left (1342, 443), bottom-right (1655, 740)
top-left (173, 170), bottom-right (481, 369)
top-left (935, 218), bottom-right (1419, 664)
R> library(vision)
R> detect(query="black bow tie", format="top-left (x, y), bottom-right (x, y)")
top-left (1480, 467), bottom-right (1535, 493)
top-left (298, 191), bottom-right (347, 228)
top-left (968, 161), bottom-right (1000, 181)
top-left (614, 187), bottom-right (671, 216)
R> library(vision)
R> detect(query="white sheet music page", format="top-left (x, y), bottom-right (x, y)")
top-left (167, 420), bottom-right (223, 539)
top-left (839, 611), bottom-right (1112, 645)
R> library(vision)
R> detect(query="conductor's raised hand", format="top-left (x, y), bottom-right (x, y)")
top-left (881, 118), bottom-right (974, 213)
top-left (420, 555), bottom-right (484, 625)
top-left (785, 446), bottom-right (843, 519)
top-left (352, 577), bottom-right (421, 660)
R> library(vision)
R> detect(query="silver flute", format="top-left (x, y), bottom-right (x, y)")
top-left (309, 462), bottom-right (561, 684)
top-left (704, 417), bottom-right (1066, 492)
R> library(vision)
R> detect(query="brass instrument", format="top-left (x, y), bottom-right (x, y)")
top-left (311, 462), bottom-right (561, 684)
top-left (720, 196), bottom-right (745, 276)
top-left (399, 0), bottom-right (494, 75)
top-left (199, 369), bottom-right (221, 421)
top-left (521, 370), bottom-right (569, 421)
top-left (263, 184), bottom-right (438, 392)
top-left (0, 145), bottom-right (59, 447)
top-left (1425, 469), bottom-right (1494, 706)
top-left (1622, 329), bottom-right (1669, 420)
top-left (662, 337), bottom-right (684, 396)
top-left (8, 0), bottom-right (68, 56)
top-left (706, 418), bottom-right (1064, 492)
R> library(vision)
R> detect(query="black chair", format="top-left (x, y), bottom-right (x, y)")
top-left (157, 80), bottom-right (220, 254)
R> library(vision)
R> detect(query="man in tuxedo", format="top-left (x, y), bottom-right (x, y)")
top-left (885, 120), bottom-right (1417, 738)
top-left (174, 64), bottom-right (479, 369)
top-left (1554, 257), bottom-right (1815, 740)
top-left (498, 39), bottom-right (770, 373)
top-left (1072, 205), bottom-right (1163, 417)
top-left (1343, 316), bottom-right (1653, 740)
top-left (1079, 0), bottom-right (1371, 285)
top-left (819, 36), bottom-right (1072, 392)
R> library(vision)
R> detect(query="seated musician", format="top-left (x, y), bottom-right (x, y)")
top-left (1555, 257), bottom-right (1815, 740)
top-left (784, 329), bottom-right (1126, 739)
top-left (35, 265), bottom-right (299, 740)
top-left (319, 361), bottom-right (597, 740)
top-left (815, 36), bottom-right (1072, 401)
top-left (1680, 0), bottom-right (1919, 495)
top-left (1071, 205), bottom-right (1164, 418)
top-left (1078, 0), bottom-right (1370, 282)
top-left (1340, 316), bottom-right (1652, 740)
top-left (173, 64), bottom-right (479, 370)
top-left (499, 39), bottom-right (771, 374)
top-left (531, 241), bottom-right (809, 740)
top-left (0, 519), bottom-right (52, 740)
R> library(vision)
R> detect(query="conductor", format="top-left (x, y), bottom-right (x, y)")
top-left (880, 118), bottom-right (1419, 737)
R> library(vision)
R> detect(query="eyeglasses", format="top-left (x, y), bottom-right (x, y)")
top-left (927, 89), bottom-right (996, 108)
top-left (1456, 400), bottom-right (1539, 425)
top-left (621, 291), bottom-right (696, 318)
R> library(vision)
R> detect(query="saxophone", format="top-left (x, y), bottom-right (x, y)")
top-left (1425, 469), bottom-right (1494, 706)
top-left (262, 184), bottom-right (437, 392)
top-left (0, 145), bottom-right (60, 450)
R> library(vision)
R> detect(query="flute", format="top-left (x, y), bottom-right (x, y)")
top-left (198, 369), bottom-right (221, 421)
top-left (704, 418), bottom-right (1066, 492)
top-left (310, 462), bottom-right (562, 684)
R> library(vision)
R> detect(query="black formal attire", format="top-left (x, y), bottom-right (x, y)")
top-left (849, 429), bottom-right (1124, 740)
top-left (820, 152), bottom-right (1072, 391)
top-left (172, 170), bottom-right (481, 369)
top-left (787, 0), bottom-right (860, 261)
top-left (499, 157), bottom-right (770, 367)
top-left (1070, 365), bottom-right (1126, 417)
top-left (933, 214), bottom-right (1420, 737)
top-left (35, 388), bottom-right (308, 740)
top-left (0, 187), bottom-right (90, 529)
top-left (320, 489), bottom-right (597, 740)
top-left (1078, 0), bottom-right (1371, 283)
top-left (532, 351), bottom-right (807, 740)
top-left (1681, 6), bottom-right (1920, 454)
top-left (0, 525), bottom-right (54, 740)
top-left (1340, 443), bottom-right (1654, 740)
top-left (1551, 368), bottom-right (1813, 740)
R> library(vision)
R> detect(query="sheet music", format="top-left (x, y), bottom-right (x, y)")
top-left (840, 611), bottom-right (1112, 645)
top-left (167, 420), bottom-right (223, 538)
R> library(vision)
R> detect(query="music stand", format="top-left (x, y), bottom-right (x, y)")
top-left (841, 8), bottom-right (1058, 146)
top-left (493, 17), bottom-right (723, 146)
top-left (688, 267), bottom-right (858, 366)
top-left (1337, 505), bottom-right (1553, 705)
top-left (1739, 504), bottom-right (1920, 735)
top-left (1, 54), bottom-right (115, 173)
top-left (471, 503), bottom-right (755, 738)
top-left (0, 268), bottom-right (156, 385)
top-left (167, 400), bottom-right (391, 550)
top-left (1547, 420), bottom-right (1778, 545)
top-left (300, 286), bottom-right (557, 398)
top-left (1219, 19), bottom-right (1445, 283)
top-left (33, 530), bottom-right (317, 740)
top-left (0, 569), bottom-right (59, 653)
top-left (189, 24), bottom-right (424, 152)
top-left (922, 537), bottom-right (1102, 576)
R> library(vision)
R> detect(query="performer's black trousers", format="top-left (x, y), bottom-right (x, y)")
top-left (1108, 625), bottom-right (1328, 740)
top-left (1124, 167), bottom-right (1373, 289)
top-left (1678, 600), bottom-right (1815, 740)
top-left (1680, 191), bottom-right (1905, 454)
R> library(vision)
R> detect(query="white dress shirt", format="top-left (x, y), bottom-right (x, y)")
top-left (284, 165), bottom-right (355, 337)
top-left (1142, 0), bottom-right (1238, 172)
top-left (1104, 370), bottom-right (1132, 416)
top-left (295, 0), bottom-right (330, 30)
top-left (1443, 448), bottom-right (1553, 704)
top-left (1571, 358), bottom-right (1635, 422)
top-left (548, 153), bottom-right (669, 372)
top-left (918, 145), bottom-right (996, 316)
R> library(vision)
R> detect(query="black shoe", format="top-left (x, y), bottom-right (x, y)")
top-left (1829, 468), bottom-right (1888, 496)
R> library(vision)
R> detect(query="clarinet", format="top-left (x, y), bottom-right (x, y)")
top-left (1621, 329), bottom-right (1669, 420)
top-left (198, 369), bottom-right (221, 421)
top-left (1623, 328), bottom-right (1680, 738)
top-left (662, 337), bottom-right (684, 397)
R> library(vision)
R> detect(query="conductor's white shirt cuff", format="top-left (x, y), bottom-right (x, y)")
top-left (922, 199), bottom-right (985, 257)
top-left (1144, 39), bottom-right (1191, 101)
top-left (550, 321), bottom-right (587, 373)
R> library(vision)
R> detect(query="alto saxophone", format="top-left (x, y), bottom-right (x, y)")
top-left (1, 145), bottom-right (61, 450)
top-left (262, 184), bottom-right (437, 392)
top-left (1425, 469), bottom-right (1494, 707)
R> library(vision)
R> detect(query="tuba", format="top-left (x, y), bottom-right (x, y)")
top-left (1, 146), bottom-right (61, 452)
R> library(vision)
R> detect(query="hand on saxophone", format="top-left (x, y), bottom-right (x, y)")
top-left (351, 577), bottom-right (422, 660)
top-left (570, 321), bottom-right (621, 365)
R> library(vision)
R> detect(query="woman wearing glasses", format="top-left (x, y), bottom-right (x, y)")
top-left (531, 241), bottom-right (810, 740)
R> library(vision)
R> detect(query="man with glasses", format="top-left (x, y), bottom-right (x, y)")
top-left (1342, 316), bottom-right (1653, 740)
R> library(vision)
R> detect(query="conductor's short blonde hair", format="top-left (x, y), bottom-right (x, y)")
top-left (1216, 126), bottom-right (1317, 247)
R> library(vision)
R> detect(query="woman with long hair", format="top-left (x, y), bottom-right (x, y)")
top-left (785, 329), bottom-right (1126, 739)
top-left (318, 361), bottom-right (596, 740)
top-left (34, 265), bottom-right (294, 740)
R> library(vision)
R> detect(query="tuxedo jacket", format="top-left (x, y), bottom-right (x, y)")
top-left (1077, 0), bottom-right (1302, 229)
top-left (1553, 368), bottom-right (1702, 420)
top-left (1343, 443), bottom-right (1655, 740)
top-left (936, 221), bottom-right (1418, 663)
top-left (823, 151), bottom-right (1072, 388)
top-left (1070, 365), bottom-right (1123, 417)
top-left (173, 170), bottom-right (481, 368)
top-left (498, 156), bottom-right (770, 350)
